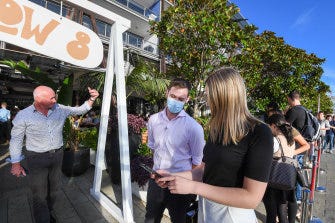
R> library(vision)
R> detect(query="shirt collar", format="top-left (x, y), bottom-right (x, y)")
top-left (32, 103), bottom-right (58, 113)
top-left (161, 107), bottom-right (187, 120)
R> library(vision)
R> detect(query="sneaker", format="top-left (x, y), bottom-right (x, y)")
top-left (329, 150), bottom-right (333, 154)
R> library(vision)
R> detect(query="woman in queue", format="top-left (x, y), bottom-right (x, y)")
top-left (263, 114), bottom-right (309, 223)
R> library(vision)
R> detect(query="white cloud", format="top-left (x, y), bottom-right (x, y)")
top-left (290, 7), bottom-right (315, 29)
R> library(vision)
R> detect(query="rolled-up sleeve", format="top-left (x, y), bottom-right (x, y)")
top-left (189, 122), bottom-right (205, 165)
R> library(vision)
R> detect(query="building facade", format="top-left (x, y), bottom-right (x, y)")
top-left (0, 0), bottom-right (174, 110)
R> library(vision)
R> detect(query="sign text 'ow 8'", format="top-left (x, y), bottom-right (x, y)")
top-left (0, 0), bottom-right (103, 68)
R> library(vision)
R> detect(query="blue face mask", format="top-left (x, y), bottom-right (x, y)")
top-left (167, 97), bottom-right (185, 114)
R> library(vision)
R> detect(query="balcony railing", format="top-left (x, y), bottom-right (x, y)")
top-left (115, 0), bottom-right (158, 21)
top-left (122, 32), bottom-right (158, 55)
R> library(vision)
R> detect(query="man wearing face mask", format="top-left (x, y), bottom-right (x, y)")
top-left (144, 78), bottom-right (205, 223)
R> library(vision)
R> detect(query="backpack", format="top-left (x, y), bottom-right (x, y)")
top-left (300, 108), bottom-right (321, 142)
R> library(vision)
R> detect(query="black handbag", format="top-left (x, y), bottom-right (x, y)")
top-left (268, 138), bottom-right (299, 190)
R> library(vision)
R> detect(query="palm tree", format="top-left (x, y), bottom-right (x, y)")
top-left (76, 56), bottom-right (169, 107)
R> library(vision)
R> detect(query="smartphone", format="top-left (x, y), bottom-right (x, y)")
top-left (139, 163), bottom-right (163, 178)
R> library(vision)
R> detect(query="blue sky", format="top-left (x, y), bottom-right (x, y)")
top-left (232, 0), bottom-right (335, 95)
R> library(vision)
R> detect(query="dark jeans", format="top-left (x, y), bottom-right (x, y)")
top-left (324, 134), bottom-right (334, 151)
top-left (25, 149), bottom-right (63, 223)
top-left (145, 179), bottom-right (195, 223)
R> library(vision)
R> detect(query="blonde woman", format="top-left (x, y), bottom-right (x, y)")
top-left (155, 67), bottom-right (273, 223)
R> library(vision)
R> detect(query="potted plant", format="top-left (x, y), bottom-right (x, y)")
top-left (61, 116), bottom-right (91, 177)
top-left (130, 142), bottom-right (153, 201)
top-left (130, 142), bottom-right (153, 187)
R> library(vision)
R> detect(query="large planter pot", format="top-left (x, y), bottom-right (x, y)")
top-left (62, 147), bottom-right (90, 177)
top-left (105, 129), bottom-right (141, 184)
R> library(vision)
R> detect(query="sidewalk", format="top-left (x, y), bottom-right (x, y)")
top-left (0, 143), bottom-right (333, 223)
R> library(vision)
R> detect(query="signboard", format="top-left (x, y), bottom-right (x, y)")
top-left (0, 0), bottom-right (103, 68)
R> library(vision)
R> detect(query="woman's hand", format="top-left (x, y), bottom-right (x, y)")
top-left (154, 170), bottom-right (170, 188)
top-left (158, 175), bottom-right (195, 195)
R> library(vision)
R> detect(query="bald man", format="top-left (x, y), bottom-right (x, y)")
top-left (9, 85), bottom-right (99, 223)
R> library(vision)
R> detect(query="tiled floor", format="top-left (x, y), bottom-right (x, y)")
top-left (1, 143), bottom-right (333, 223)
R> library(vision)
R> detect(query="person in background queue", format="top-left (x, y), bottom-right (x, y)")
top-left (263, 114), bottom-right (309, 223)
top-left (323, 114), bottom-right (335, 153)
top-left (317, 111), bottom-right (328, 152)
top-left (285, 90), bottom-right (313, 164)
top-left (9, 85), bottom-right (99, 223)
top-left (0, 101), bottom-right (11, 145)
top-left (155, 67), bottom-right (273, 223)
top-left (144, 78), bottom-right (205, 223)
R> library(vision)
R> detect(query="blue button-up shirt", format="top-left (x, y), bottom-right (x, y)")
top-left (9, 102), bottom-right (91, 163)
top-left (148, 108), bottom-right (205, 173)
top-left (0, 108), bottom-right (10, 122)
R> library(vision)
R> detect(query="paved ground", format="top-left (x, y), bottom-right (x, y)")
top-left (0, 143), bottom-right (333, 223)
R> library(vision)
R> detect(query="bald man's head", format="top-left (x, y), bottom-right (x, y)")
top-left (33, 86), bottom-right (57, 110)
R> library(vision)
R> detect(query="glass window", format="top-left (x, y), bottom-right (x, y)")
top-left (128, 1), bottom-right (145, 16)
top-left (96, 20), bottom-right (105, 36)
top-left (115, 0), bottom-right (127, 6)
top-left (29, 0), bottom-right (72, 18)
top-left (127, 32), bottom-right (143, 48)
top-left (123, 33), bottom-right (127, 43)
top-left (82, 14), bottom-right (93, 30)
top-left (46, 1), bottom-right (61, 14)
top-left (106, 24), bottom-right (111, 37)
top-left (96, 20), bottom-right (111, 37)
top-left (29, 0), bottom-right (46, 7)
top-left (144, 45), bottom-right (154, 53)
top-left (122, 32), bottom-right (144, 48)
top-left (62, 6), bottom-right (75, 19)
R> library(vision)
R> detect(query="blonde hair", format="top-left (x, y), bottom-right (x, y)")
top-left (205, 67), bottom-right (259, 145)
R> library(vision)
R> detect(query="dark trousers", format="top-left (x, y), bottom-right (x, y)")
top-left (25, 149), bottom-right (63, 223)
top-left (145, 179), bottom-right (195, 223)
top-left (0, 121), bottom-right (9, 142)
top-left (263, 187), bottom-right (297, 223)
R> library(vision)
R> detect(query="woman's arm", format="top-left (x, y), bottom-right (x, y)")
top-left (156, 163), bottom-right (204, 181)
top-left (160, 175), bottom-right (267, 209)
top-left (156, 164), bottom-right (204, 188)
top-left (293, 134), bottom-right (310, 155)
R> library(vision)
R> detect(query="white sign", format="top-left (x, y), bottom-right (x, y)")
top-left (0, 0), bottom-right (103, 68)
